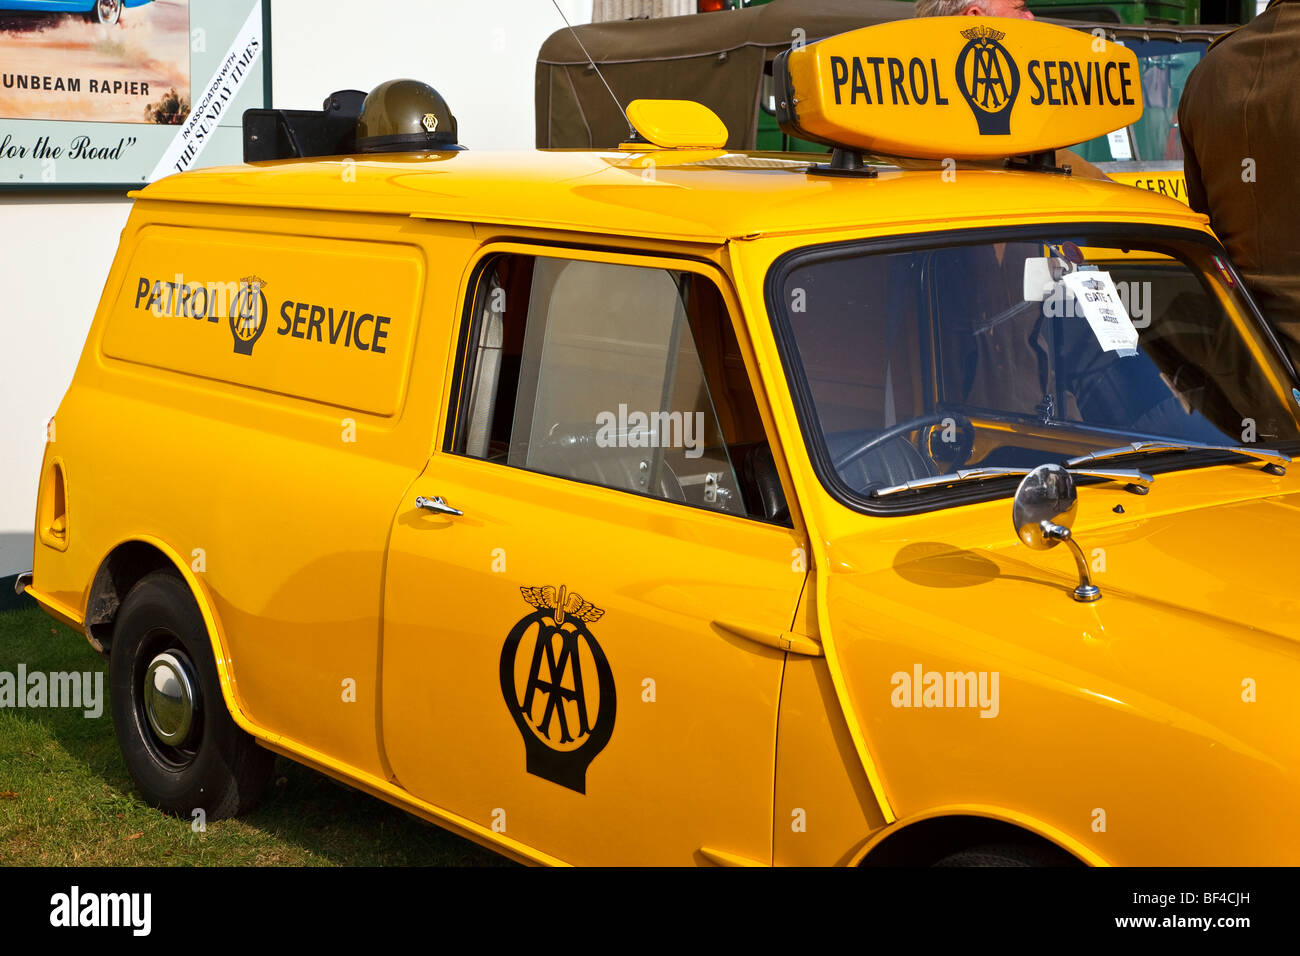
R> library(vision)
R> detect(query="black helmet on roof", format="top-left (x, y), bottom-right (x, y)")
top-left (356, 79), bottom-right (461, 153)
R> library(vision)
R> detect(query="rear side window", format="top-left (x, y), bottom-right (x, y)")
top-left (450, 253), bottom-right (788, 523)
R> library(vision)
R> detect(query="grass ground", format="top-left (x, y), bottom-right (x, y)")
top-left (0, 606), bottom-right (508, 866)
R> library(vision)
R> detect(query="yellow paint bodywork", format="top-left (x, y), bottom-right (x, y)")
top-left (25, 146), bottom-right (1300, 866)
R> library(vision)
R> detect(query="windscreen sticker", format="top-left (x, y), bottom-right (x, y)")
top-left (1061, 270), bottom-right (1139, 356)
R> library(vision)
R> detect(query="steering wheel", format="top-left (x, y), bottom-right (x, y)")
top-left (832, 411), bottom-right (975, 474)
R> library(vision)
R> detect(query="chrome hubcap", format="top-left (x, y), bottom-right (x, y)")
top-left (143, 651), bottom-right (197, 745)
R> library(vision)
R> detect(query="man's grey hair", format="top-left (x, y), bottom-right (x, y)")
top-left (915, 0), bottom-right (975, 16)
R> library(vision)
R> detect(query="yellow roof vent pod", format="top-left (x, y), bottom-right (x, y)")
top-left (621, 99), bottom-right (729, 150)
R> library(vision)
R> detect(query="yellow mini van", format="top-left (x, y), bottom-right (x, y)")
top-left (18, 18), bottom-right (1300, 866)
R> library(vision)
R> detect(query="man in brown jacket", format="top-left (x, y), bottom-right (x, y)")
top-left (1179, 0), bottom-right (1300, 368)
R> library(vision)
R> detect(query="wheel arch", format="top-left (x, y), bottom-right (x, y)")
top-left (852, 806), bottom-right (1103, 867)
top-left (84, 539), bottom-right (175, 653)
top-left (84, 535), bottom-right (274, 745)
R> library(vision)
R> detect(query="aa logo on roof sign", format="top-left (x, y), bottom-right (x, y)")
top-left (956, 26), bottom-right (1019, 135)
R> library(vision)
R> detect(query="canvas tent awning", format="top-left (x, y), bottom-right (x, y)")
top-left (536, 0), bottom-right (916, 150)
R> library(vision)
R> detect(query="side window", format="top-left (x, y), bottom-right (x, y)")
top-left (451, 253), bottom-right (788, 524)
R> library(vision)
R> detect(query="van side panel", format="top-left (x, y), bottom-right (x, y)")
top-left (33, 200), bottom-right (477, 780)
top-left (101, 226), bottom-right (421, 416)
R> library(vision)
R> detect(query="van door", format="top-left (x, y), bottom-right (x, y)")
top-left (381, 247), bottom-right (807, 865)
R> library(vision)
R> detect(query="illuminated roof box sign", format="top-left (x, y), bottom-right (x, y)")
top-left (774, 18), bottom-right (1144, 161)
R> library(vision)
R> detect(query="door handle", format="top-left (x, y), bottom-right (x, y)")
top-left (415, 495), bottom-right (463, 517)
top-left (712, 619), bottom-right (822, 657)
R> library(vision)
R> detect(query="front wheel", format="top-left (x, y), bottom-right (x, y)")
top-left (87, 0), bottom-right (122, 25)
top-left (109, 571), bottom-right (273, 820)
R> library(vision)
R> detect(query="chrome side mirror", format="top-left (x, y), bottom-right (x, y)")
top-left (1013, 463), bottom-right (1078, 549)
top-left (1012, 464), bottom-right (1100, 602)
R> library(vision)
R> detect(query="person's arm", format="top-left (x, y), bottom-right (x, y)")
top-left (1178, 80), bottom-right (1209, 214)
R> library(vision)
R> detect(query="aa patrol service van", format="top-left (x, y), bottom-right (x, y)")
top-left (17, 17), bottom-right (1300, 866)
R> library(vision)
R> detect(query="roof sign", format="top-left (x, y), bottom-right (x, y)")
top-left (774, 18), bottom-right (1144, 161)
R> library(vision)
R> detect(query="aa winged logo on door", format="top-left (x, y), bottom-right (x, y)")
top-left (499, 585), bottom-right (616, 794)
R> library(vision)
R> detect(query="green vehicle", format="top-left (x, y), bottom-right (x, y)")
top-left (1026, 0), bottom-right (1257, 25)
top-left (1062, 22), bottom-right (1228, 164)
top-left (1028, 0), bottom-right (1198, 25)
top-left (728, 0), bottom-right (1253, 25)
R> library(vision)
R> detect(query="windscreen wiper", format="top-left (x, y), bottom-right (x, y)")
top-left (871, 466), bottom-right (1154, 498)
top-left (1065, 440), bottom-right (1290, 475)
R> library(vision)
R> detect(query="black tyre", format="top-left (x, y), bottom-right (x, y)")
top-left (934, 843), bottom-right (1074, 867)
top-left (87, 0), bottom-right (122, 25)
top-left (110, 571), bottom-right (273, 820)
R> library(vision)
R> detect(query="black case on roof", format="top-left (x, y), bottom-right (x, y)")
top-left (242, 89), bottom-right (366, 162)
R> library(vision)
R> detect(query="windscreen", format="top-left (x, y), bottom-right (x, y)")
top-left (771, 228), bottom-right (1300, 506)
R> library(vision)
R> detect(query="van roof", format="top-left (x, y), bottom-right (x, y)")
top-left (135, 149), bottom-right (1206, 244)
